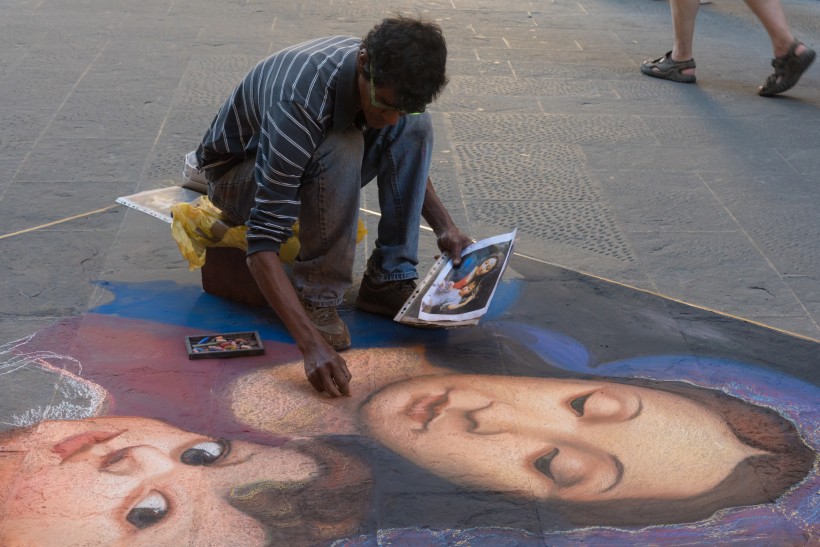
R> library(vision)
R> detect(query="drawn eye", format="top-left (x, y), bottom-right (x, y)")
top-left (180, 439), bottom-right (230, 466)
top-left (570, 393), bottom-right (591, 417)
top-left (126, 491), bottom-right (168, 529)
top-left (534, 447), bottom-right (559, 480)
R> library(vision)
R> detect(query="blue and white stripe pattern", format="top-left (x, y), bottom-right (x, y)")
top-left (197, 36), bottom-right (361, 255)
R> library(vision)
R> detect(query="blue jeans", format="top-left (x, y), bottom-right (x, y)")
top-left (207, 112), bottom-right (433, 306)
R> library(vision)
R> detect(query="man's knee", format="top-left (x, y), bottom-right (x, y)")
top-left (399, 112), bottom-right (433, 142)
top-left (320, 129), bottom-right (365, 164)
top-left (206, 158), bottom-right (257, 225)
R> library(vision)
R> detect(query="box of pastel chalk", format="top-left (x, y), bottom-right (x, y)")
top-left (185, 331), bottom-right (265, 360)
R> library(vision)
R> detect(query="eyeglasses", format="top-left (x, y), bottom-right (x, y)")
top-left (368, 62), bottom-right (423, 115)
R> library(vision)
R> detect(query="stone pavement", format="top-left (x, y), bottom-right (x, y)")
top-left (1, 0), bottom-right (819, 343)
top-left (1, 2), bottom-right (819, 544)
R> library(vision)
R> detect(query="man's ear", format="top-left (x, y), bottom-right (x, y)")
top-left (358, 48), bottom-right (369, 74)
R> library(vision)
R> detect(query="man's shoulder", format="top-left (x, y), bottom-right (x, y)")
top-left (259, 36), bottom-right (359, 77)
top-left (287, 35), bottom-right (361, 54)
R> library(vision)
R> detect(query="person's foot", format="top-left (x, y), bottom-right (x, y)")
top-left (640, 51), bottom-right (696, 83)
top-left (759, 41), bottom-right (816, 97)
top-left (300, 299), bottom-right (351, 351)
top-left (355, 273), bottom-right (417, 318)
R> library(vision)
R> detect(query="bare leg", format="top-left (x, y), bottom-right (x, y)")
top-left (742, 0), bottom-right (805, 57)
top-left (670, 0), bottom-right (701, 76)
top-left (744, 0), bottom-right (815, 95)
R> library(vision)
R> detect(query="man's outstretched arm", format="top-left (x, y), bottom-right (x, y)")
top-left (421, 177), bottom-right (472, 266)
top-left (247, 251), bottom-right (352, 396)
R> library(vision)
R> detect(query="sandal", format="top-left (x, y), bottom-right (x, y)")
top-left (758, 41), bottom-right (816, 97)
top-left (640, 51), bottom-right (696, 83)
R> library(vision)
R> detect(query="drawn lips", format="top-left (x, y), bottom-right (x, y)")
top-left (52, 430), bottom-right (122, 462)
top-left (405, 390), bottom-right (451, 430)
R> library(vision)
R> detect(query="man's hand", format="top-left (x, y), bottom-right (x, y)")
top-left (435, 225), bottom-right (473, 267)
top-left (303, 343), bottom-right (352, 396)
top-left (247, 250), bottom-right (353, 396)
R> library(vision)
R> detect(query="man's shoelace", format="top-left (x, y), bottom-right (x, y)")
top-left (304, 303), bottom-right (338, 325)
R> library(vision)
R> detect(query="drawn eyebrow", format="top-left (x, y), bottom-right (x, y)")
top-left (599, 455), bottom-right (625, 493)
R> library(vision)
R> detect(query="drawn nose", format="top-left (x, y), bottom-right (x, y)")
top-left (109, 445), bottom-right (175, 477)
top-left (465, 402), bottom-right (517, 435)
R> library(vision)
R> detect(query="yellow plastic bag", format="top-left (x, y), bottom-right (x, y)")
top-left (170, 196), bottom-right (366, 270)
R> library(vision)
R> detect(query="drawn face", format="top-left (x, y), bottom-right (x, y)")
top-left (458, 281), bottom-right (477, 297)
top-left (360, 375), bottom-right (765, 502)
top-left (2, 417), bottom-right (322, 545)
top-left (476, 257), bottom-right (498, 276)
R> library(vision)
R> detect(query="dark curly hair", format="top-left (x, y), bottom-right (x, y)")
top-left (362, 15), bottom-right (448, 113)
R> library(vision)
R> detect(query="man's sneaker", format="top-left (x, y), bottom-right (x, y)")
top-left (355, 274), bottom-right (417, 318)
top-left (300, 299), bottom-right (351, 351)
top-left (182, 151), bottom-right (208, 193)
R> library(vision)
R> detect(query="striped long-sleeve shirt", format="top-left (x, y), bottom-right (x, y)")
top-left (196, 36), bottom-right (362, 255)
